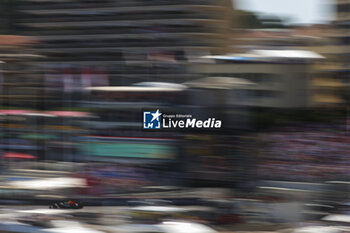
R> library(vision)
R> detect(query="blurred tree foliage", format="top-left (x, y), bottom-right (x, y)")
top-left (234, 10), bottom-right (286, 29)
top-left (0, 0), bottom-right (20, 34)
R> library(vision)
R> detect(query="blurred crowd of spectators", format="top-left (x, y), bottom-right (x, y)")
top-left (258, 125), bottom-right (350, 181)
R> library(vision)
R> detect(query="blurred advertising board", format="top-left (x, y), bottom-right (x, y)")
top-left (78, 136), bottom-right (177, 160)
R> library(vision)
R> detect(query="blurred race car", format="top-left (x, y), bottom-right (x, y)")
top-left (49, 200), bottom-right (83, 209)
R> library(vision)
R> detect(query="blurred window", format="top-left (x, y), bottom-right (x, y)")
top-left (248, 90), bottom-right (283, 99)
top-left (338, 4), bottom-right (350, 13)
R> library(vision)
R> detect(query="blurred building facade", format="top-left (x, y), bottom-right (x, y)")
top-left (331, 0), bottom-right (350, 103)
top-left (234, 27), bottom-right (345, 107)
top-left (18, 0), bottom-right (234, 95)
top-left (188, 53), bottom-right (316, 108)
top-left (0, 35), bottom-right (42, 108)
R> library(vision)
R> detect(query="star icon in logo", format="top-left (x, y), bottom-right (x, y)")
top-left (151, 109), bottom-right (162, 122)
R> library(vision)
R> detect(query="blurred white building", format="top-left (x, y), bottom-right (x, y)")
top-left (188, 50), bottom-right (323, 108)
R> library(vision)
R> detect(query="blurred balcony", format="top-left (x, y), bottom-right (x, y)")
top-left (312, 93), bottom-right (344, 105)
top-left (20, 4), bottom-right (227, 16)
top-left (312, 78), bottom-right (345, 88)
top-left (314, 62), bottom-right (346, 71)
top-left (22, 18), bottom-right (226, 29)
top-left (19, 0), bottom-right (221, 10)
top-left (311, 45), bottom-right (350, 54)
top-left (336, 13), bottom-right (350, 21)
top-left (337, 0), bottom-right (350, 4)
